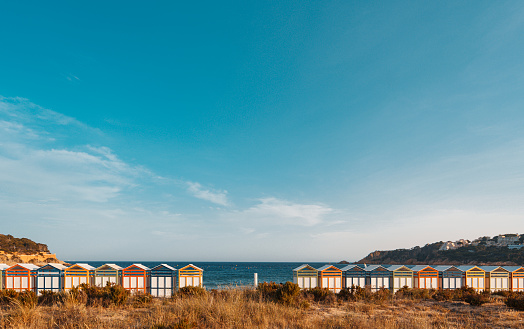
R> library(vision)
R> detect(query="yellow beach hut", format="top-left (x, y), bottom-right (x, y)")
top-left (178, 264), bottom-right (203, 289)
top-left (458, 266), bottom-right (486, 292)
top-left (64, 263), bottom-right (95, 290)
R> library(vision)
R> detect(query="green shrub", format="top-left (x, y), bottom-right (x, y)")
top-left (256, 282), bottom-right (281, 302)
top-left (277, 282), bottom-right (301, 305)
top-left (133, 292), bottom-right (153, 307)
top-left (504, 292), bottom-right (524, 311)
top-left (37, 290), bottom-right (65, 306)
top-left (432, 289), bottom-right (454, 301)
top-left (395, 287), bottom-right (434, 300)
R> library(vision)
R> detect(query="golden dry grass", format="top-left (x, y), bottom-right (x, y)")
top-left (1, 288), bottom-right (524, 329)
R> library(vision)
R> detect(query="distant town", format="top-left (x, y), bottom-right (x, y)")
top-left (440, 234), bottom-right (524, 251)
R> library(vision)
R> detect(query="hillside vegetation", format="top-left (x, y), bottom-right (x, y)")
top-left (0, 234), bottom-right (49, 254)
top-left (357, 242), bottom-right (524, 265)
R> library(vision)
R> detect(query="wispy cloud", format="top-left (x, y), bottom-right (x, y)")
top-left (186, 182), bottom-right (229, 206)
top-left (235, 197), bottom-right (334, 227)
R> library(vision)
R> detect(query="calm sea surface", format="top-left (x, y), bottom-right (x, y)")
top-left (68, 261), bottom-right (337, 289)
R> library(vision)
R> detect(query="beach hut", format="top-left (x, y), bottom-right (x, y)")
top-left (122, 264), bottom-right (150, 294)
top-left (293, 264), bottom-right (319, 289)
top-left (388, 265), bottom-right (414, 291)
top-left (481, 266), bottom-right (510, 292)
top-left (317, 265), bottom-right (342, 293)
top-left (178, 264), bottom-right (204, 289)
top-left (505, 266), bottom-right (524, 291)
top-left (4, 263), bottom-right (39, 292)
top-left (458, 266), bottom-right (486, 292)
top-left (341, 264), bottom-right (366, 289)
top-left (150, 264), bottom-right (177, 297)
top-left (64, 263), bottom-right (95, 290)
top-left (0, 264), bottom-right (9, 290)
top-left (410, 265), bottom-right (439, 290)
top-left (435, 265), bottom-right (464, 290)
top-left (35, 263), bottom-right (67, 295)
top-left (364, 265), bottom-right (391, 292)
top-left (94, 264), bottom-right (123, 287)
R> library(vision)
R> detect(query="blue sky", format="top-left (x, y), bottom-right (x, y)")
top-left (1, 1), bottom-right (524, 262)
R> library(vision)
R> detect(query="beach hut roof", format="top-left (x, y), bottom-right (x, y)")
top-left (14, 263), bottom-right (40, 270)
top-left (433, 265), bottom-right (461, 272)
top-left (364, 265), bottom-right (388, 272)
top-left (387, 265), bottom-right (413, 272)
top-left (39, 263), bottom-right (68, 271)
top-left (293, 264), bottom-right (317, 272)
top-left (502, 266), bottom-right (524, 272)
top-left (317, 265), bottom-right (341, 272)
top-left (0, 263), bottom-right (10, 270)
top-left (180, 264), bottom-right (203, 272)
top-left (340, 264), bottom-right (365, 272)
top-left (457, 265), bottom-right (483, 272)
top-left (127, 264), bottom-right (151, 271)
top-left (152, 264), bottom-right (176, 271)
top-left (70, 263), bottom-right (95, 271)
top-left (409, 265), bottom-right (435, 272)
top-left (97, 264), bottom-right (123, 270)
top-left (479, 266), bottom-right (508, 273)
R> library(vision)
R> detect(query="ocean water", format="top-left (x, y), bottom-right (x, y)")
top-left (68, 261), bottom-right (333, 289)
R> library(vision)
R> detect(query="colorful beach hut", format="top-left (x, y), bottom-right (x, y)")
top-left (388, 265), bottom-right (414, 291)
top-left (410, 265), bottom-right (439, 289)
top-left (64, 263), bottom-right (95, 290)
top-left (317, 265), bottom-right (342, 293)
top-left (35, 263), bottom-right (67, 295)
top-left (178, 264), bottom-right (203, 289)
top-left (122, 264), bottom-right (150, 294)
top-left (365, 265), bottom-right (391, 292)
top-left (341, 264), bottom-right (366, 289)
top-left (505, 266), bottom-right (524, 291)
top-left (0, 264), bottom-right (9, 290)
top-left (481, 266), bottom-right (510, 292)
top-left (435, 265), bottom-right (464, 290)
top-left (4, 263), bottom-right (39, 292)
top-left (458, 266), bottom-right (486, 292)
top-left (293, 264), bottom-right (319, 289)
top-left (150, 264), bottom-right (177, 297)
top-left (94, 264), bottom-right (123, 287)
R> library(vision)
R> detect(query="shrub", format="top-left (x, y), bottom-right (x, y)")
top-left (505, 292), bottom-right (524, 311)
top-left (17, 291), bottom-right (37, 308)
top-left (395, 287), bottom-right (434, 300)
top-left (177, 286), bottom-right (207, 298)
top-left (0, 289), bottom-right (19, 305)
top-left (432, 289), bottom-right (454, 301)
top-left (463, 291), bottom-right (491, 306)
top-left (277, 282), bottom-right (301, 305)
top-left (305, 287), bottom-right (335, 303)
top-left (132, 292), bottom-right (153, 307)
top-left (256, 282), bottom-right (281, 302)
top-left (38, 290), bottom-right (65, 306)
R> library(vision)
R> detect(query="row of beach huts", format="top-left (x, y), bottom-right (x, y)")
top-left (0, 263), bottom-right (203, 297)
top-left (293, 264), bottom-right (524, 293)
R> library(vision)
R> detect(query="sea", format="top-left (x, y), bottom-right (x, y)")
top-left (67, 261), bottom-right (337, 290)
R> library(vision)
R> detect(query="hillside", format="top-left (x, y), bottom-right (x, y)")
top-left (0, 234), bottom-right (49, 254)
top-left (356, 241), bottom-right (524, 265)
top-left (0, 234), bottom-right (66, 265)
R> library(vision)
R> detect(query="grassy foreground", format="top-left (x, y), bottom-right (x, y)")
top-left (1, 284), bottom-right (524, 328)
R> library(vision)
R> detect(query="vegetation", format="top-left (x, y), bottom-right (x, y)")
top-left (358, 242), bottom-right (524, 265)
top-left (0, 234), bottom-right (49, 254)
top-left (1, 284), bottom-right (524, 328)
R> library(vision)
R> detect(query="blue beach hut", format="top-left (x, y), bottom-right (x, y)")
top-left (0, 264), bottom-right (9, 290)
top-left (150, 264), bottom-right (177, 297)
top-left (35, 263), bottom-right (67, 295)
top-left (364, 265), bottom-right (391, 292)
top-left (434, 265), bottom-right (464, 290)
top-left (340, 264), bottom-right (366, 289)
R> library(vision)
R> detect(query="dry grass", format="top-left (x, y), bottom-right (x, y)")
top-left (1, 287), bottom-right (524, 328)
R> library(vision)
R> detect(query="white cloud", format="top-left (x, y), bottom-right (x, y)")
top-left (241, 197), bottom-right (334, 227)
top-left (187, 181), bottom-right (229, 206)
